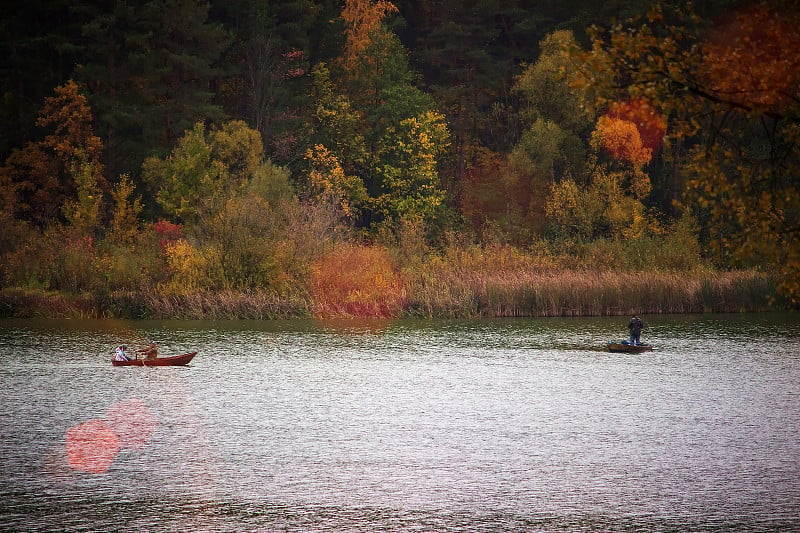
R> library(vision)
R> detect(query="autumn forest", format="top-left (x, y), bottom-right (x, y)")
top-left (0, 0), bottom-right (797, 318)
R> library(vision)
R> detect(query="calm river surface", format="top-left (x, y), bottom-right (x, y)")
top-left (1, 314), bottom-right (799, 532)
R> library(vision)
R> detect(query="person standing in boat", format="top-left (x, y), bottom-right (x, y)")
top-left (136, 341), bottom-right (158, 360)
top-left (628, 315), bottom-right (644, 345)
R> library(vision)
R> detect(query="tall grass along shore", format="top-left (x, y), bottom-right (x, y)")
top-left (0, 268), bottom-right (777, 320)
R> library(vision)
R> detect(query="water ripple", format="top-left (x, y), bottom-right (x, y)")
top-left (1, 314), bottom-right (799, 531)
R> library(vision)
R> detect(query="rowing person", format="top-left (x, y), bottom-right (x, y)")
top-left (136, 341), bottom-right (159, 360)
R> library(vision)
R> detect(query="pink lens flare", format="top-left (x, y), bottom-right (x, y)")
top-left (65, 419), bottom-right (120, 474)
top-left (105, 398), bottom-right (157, 450)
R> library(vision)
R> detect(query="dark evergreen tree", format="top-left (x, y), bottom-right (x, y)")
top-left (0, 0), bottom-right (88, 158)
top-left (210, 0), bottom-right (342, 167)
top-left (76, 0), bottom-right (228, 178)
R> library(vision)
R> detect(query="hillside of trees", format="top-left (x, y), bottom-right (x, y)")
top-left (0, 0), bottom-right (797, 318)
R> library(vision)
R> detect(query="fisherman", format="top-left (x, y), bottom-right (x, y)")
top-left (136, 341), bottom-right (159, 360)
top-left (114, 345), bottom-right (130, 361)
top-left (628, 315), bottom-right (644, 345)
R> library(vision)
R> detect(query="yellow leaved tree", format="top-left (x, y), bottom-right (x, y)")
top-left (341, 0), bottom-right (398, 74)
top-left (569, 2), bottom-right (800, 304)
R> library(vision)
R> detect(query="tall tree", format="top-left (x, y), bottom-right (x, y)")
top-left (304, 0), bottom-right (450, 230)
top-left (341, 0), bottom-right (398, 73)
top-left (76, 0), bottom-right (228, 177)
top-left (107, 173), bottom-right (143, 247)
top-left (77, 1), bottom-right (153, 178)
top-left (570, 1), bottom-right (800, 303)
top-left (0, 80), bottom-right (105, 226)
top-left (210, 0), bottom-right (331, 166)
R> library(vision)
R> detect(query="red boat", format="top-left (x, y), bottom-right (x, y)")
top-left (112, 352), bottom-right (197, 367)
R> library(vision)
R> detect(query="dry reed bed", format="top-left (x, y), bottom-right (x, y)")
top-left (0, 269), bottom-right (777, 319)
top-left (131, 290), bottom-right (308, 319)
top-left (406, 269), bottom-right (776, 318)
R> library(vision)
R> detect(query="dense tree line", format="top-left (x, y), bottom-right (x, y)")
top-left (0, 0), bottom-right (797, 311)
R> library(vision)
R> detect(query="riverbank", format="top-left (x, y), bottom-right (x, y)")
top-left (0, 268), bottom-right (781, 319)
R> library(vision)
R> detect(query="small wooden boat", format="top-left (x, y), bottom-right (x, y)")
top-left (112, 352), bottom-right (197, 367)
top-left (607, 342), bottom-right (653, 353)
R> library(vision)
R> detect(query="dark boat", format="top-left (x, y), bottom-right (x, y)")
top-left (607, 342), bottom-right (653, 353)
top-left (112, 352), bottom-right (197, 366)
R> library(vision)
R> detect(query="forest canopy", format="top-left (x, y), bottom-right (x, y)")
top-left (0, 0), bottom-right (797, 316)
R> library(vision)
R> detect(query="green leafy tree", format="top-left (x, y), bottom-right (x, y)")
top-left (511, 30), bottom-right (591, 181)
top-left (307, 0), bottom-right (450, 230)
top-left (142, 122), bottom-right (227, 227)
top-left (208, 120), bottom-right (265, 184)
top-left (143, 119), bottom-right (294, 232)
top-left (374, 110), bottom-right (449, 223)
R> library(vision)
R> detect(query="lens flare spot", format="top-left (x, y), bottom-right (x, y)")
top-left (65, 419), bottom-right (120, 474)
top-left (105, 398), bottom-right (157, 450)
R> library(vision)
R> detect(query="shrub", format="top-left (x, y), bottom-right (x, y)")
top-left (310, 243), bottom-right (407, 318)
top-left (161, 240), bottom-right (220, 294)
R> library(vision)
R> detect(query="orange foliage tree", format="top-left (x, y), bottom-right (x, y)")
top-left (570, 1), bottom-right (800, 305)
top-left (0, 80), bottom-right (106, 226)
top-left (605, 99), bottom-right (666, 154)
top-left (340, 0), bottom-right (398, 73)
top-left (592, 115), bottom-right (652, 169)
top-left (590, 115), bottom-right (652, 200)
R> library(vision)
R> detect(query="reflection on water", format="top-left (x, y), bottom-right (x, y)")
top-left (1, 314), bottom-right (799, 532)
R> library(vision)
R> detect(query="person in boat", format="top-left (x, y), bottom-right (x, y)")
top-left (114, 345), bottom-right (130, 361)
top-left (628, 315), bottom-right (644, 345)
top-left (136, 341), bottom-right (159, 360)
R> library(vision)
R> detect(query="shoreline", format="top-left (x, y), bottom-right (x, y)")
top-left (0, 269), bottom-right (784, 320)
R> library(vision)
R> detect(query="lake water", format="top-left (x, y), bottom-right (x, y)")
top-left (1, 314), bottom-right (799, 532)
